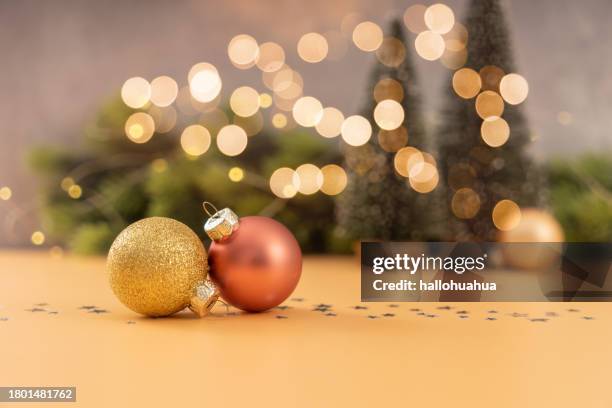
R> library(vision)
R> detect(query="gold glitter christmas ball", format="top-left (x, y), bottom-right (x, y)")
top-left (107, 217), bottom-right (208, 317)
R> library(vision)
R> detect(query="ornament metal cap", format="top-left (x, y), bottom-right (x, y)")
top-left (203, 202), bottom-right (239, 242)
top-left (189, 279), bottom-right (220, 317)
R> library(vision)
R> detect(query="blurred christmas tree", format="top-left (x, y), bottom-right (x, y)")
top-left (436, 0), bottom-right (541, 240)
top-left (546, 152), bottom-right (612, 241)
top-left (337, 19), bottom-right (444, 241)
top-left (29, 98), bottom-right (352, 254)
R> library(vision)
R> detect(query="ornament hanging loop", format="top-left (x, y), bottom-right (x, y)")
top-left (202, 201), bottom-right (219, 218)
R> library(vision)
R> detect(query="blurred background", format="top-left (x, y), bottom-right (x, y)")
top-left (0, 0), bottom-right (610, 254)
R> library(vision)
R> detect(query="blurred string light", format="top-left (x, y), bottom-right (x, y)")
top-left (272, 113), bottom-right (288, 128)
top-left (60, 177), bottom-right (74, 191)
top-left (373, 78), bottom-right (404, 102)
top-left (492, 199), bottom-right (522, 231)
top-left (320, 164), bottom-right (348, 195)
top-left (230, 86), bottom-right (260, 117)
top-left (480, 65), bottom-right (504, 91)
top-left (475, 90), bottom-right (504, 120)
top-left (0, 186), bottom-right (12, 201)
top-left (376, 37), bottom-right (406, 68)
top-left (414, 30), bottom-right (445, 61)
top-left (121, 77), bottom-right (151, 109)
top-left (377, 127), bottom-right (408, 153)
top-left (150, 76), bottom-right (178, 107)
top-left (68, 184), bottom-right (82, 199)
top-left (228, 34), bottom-right (259, 68)
top-left (424, 3), bottom-right (455, 34)
top-left (125, 112), bottom-right (155, 143)
top-left (269, 164), bottom-right (347, 198)
top-left (557, 111), bottom-right (573, 126)
top-left (297, 32), bottom-right (329, 63)
top-left (393, 147), bottom-right (439, 193)
top-left (151, 158), bottom-right (168, 173)
top-left (315, 107), bottom-right (344, 138)
top-left (216, 125), bottom-right (248, 156)
top-left (341, 115), bottom-right (371, 146)
top-left (228, 167), bottom-right (245, 182)
top-left (499, 73), bottom-right (529, 105)
top-left (259, 93), bottom-right (273, 108)
top-left (452, 68), bottom-right (481, 99)
top-left (481, 117), bottom-right (510, 147)
top-left (270, 167), bottom-right (300, 198)
top-left (444, 23), bottom-right (468, 51)
top-left (451, 187), bottom-right (480, 219)
top-left (148, 105), bottom-right (177, 133)
top-left (256, 42), bottom-right (285, 72)
top-left (31, 231), bottom-right (45, 246)
top-left (180, 125), bottom-right (211, 157)
top-left (49, 246), bottom-right (64, 259)
top-left (295, 164), bottom-right (323, 195)
top-left (189, 62), bottom-right (222, 103)
top-left (373, 99), bottom-right (404, 130)
top-left (403, 4), bottom-right (428, 34)
top-left (352, 21), bottom-right (383, 52)
top-left (292, 96), bottom-right (323, 127)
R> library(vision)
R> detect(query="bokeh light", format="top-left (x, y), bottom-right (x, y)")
top-left (452, 68), bottom-right (481, 99)
top-left (475, 91), bottom-right (505, 120)
top-left (320, 164), bottom-right (348, 195)
top-left (315, 107), bottom-right (344, 138)
top-left (228, 34), bottom-right (259, 68)
top-left (374, 78), bottom-right (404, 103)
top-left (0, 186), bottom-right (12, 200)
top-left (403, 4), bottom-right (427, 34)
top-left (31, 231), bottom-right (45, 246)
top-left (444, 23), bottom-right (468, 51)
top-left (393, 146), bottom-right (424, 177)
top-left (451, 187), bottom-right (481, 219)
top-left (60, 177), bottom-right (74, 191)
top-left (352, 21), bottom-right (383, 52)
top-left (124, 112), bottom-right (155, 143)
top-left (270, 167), bottom-right (300, 198)
top-left (374, 99), bottom-right (404, 130)
top-left (424, 3), bottom-right (455, 34)
top-left (297, 32), bottom-right (329, 63)
top-left (228, 167), bottom-right (245, 182)
top-left (180, 125), bottom-right (211, 157)
top-left (259, 93), bottom-right (273, 108)
top-left (414, 31), bottom-right (445, 61)
top-left (376, 37), bottom-right (406, 68)
top-left (479, 65), bottom-right (505, 91)
top-left (481, 117), bottom-right (510, 147)
top-left (409, 165), bottom-right (439, 193)
top-left (492, 199), bottom-right (522, 231)
top-left (272, 113), bottom-right (288, 128)
top-left (292, 96), bottom-right (323, 127)
top-left (189, 63), bottom-right (222, 103)
top-left (121, 77), bottom-right (151, 109)
top-left (68, 184), bottom-right (82, 199)
top-left (377, 127), bottom-right (408, 152)
top-left (341, 115), bottom-right (372, 146)
top-left (151, 158), bottom-right (168, 173)
top-left (150, 76), bottom-right (178, 107)
top-left (499, 73), bottom-right (529, 105)
top-left (295, 164), bottom-right (323, 195)
top-left (256, 42), bottom-right (285, 72)
top-left (217, 125), bottom-right (248, 156)
top-left (148, 105), bottom-right (177, 133)
top-left (230, 86), bottom-right (260, 117)
top-left (440, 48), bottom-right (467, 69)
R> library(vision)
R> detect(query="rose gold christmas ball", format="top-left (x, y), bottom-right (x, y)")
top-left (208, 216), bottom-right (302, 312)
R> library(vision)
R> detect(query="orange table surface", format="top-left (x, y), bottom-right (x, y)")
top-left (1, 250), bottom-right (611, 407)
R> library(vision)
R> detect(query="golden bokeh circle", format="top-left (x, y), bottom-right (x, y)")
top-left (180, 125), bottom-right (211, 157)
top-left (341, 115), bottom-right (372, 146)
top-left (230, 86), bottom-right (260, 117)
top-left (352, 21), bottom-right (383, 52)
top-left (414, 31), bottom-right (445, 61)
top-left (125, 112), bottom-right (155, 144)
top-left (452, 68), bottom-right (481, 99)
top-left (269, 167), bottom-right (300, 198)
top-left (475, 91), bottom-right (504, 120)
top-left (499, 73), bottom-right (529, 105)
top-left (451, 188), bottom-right (481, 219)
top-left (256, 42), bottom-right (285, 72)
top-left (377, 127), bottom-right (408, 152)
top-left (150, 76), bottom-right (178, 107)
top-left (315, 107), bottom-right (344, 138)
top-left (121, 77), bottom-right (151, 109)
top-left (295, 164), bottom-right (323, 195)
top-left (216, 125), bottom-right (248, 156)
top-left (373, 78), bottom-right (404, 103)
top-left (481, 117), bottom-right (510, 147)
top-left (374, 99), bottom-right (405, 130)
top-left (292, 96), bottom-right (323, 127)
top-left (376, 37), bottom-right (406, 68)
top-left (424, 3), bottom-right (455, 34)
top-left (297, 32), bottom-right (329, 63)
top-left (228, 34), bottom-right (259, 68)
top-left (320, 164), bottom-right (348, 195)
top-left (394, 147), bottom-right (423, 177)
top-left (492, 199), bottom-right (522, 231)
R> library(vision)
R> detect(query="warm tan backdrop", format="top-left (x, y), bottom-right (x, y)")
top-left (1, 251), bottom-right (611, 407)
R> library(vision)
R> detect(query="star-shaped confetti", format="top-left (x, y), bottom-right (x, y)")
top-left (275, 315), bottom-right (288, 319)
top-left (567, 308), bottom-right (580, 313)
top-left (34, 303), bottom-right (48, 307)
top-left (127, 321), bottom-right (136, 325)
top-left (367, 315), bottom-right (378, 319)
top-left (417, 312), bottom-right (426, 316)
top-left (290, 298), bottom-right (304, 302)
top-left (582, 316), bottom-right (595, 320)
top-left (456, 310), bottom-right (469, 315)
top-left (352, 305), bottom-right (368, 310)
top-left (387, 304), bottom-right (399, 308)
top-left (458, 315), bottom-right (469, 319)
top-left (48, 311), bottom-right (59, 315)
top-left (487, 310), bottom-right (498, 314)
top-left (530, 318), bottom-right (548, 322)
top-left (437, 306), bottom-right (452, 310)
top-left (509, 312), bottom-right (528, 318)
top-left (485, 317), bottom-right (497, 321)
top-left (275, 305), bottom-right (291, 310)
top-left (545, 312), bottom-right (559, 317)
top-left (25, 308), bottom-right (46, 313)
top-left (78, 306), bottom-right (96, 310)
top-left (382, 313), bottom-right (395, 317)
top-left (325, 312), bottom-right (337, 317)
top-left (409, 308), bottom-right (421, 312)
top-left (426, 314), bottom-right (437, 318)
top-left (88, 309), bottom-right (109, 314)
